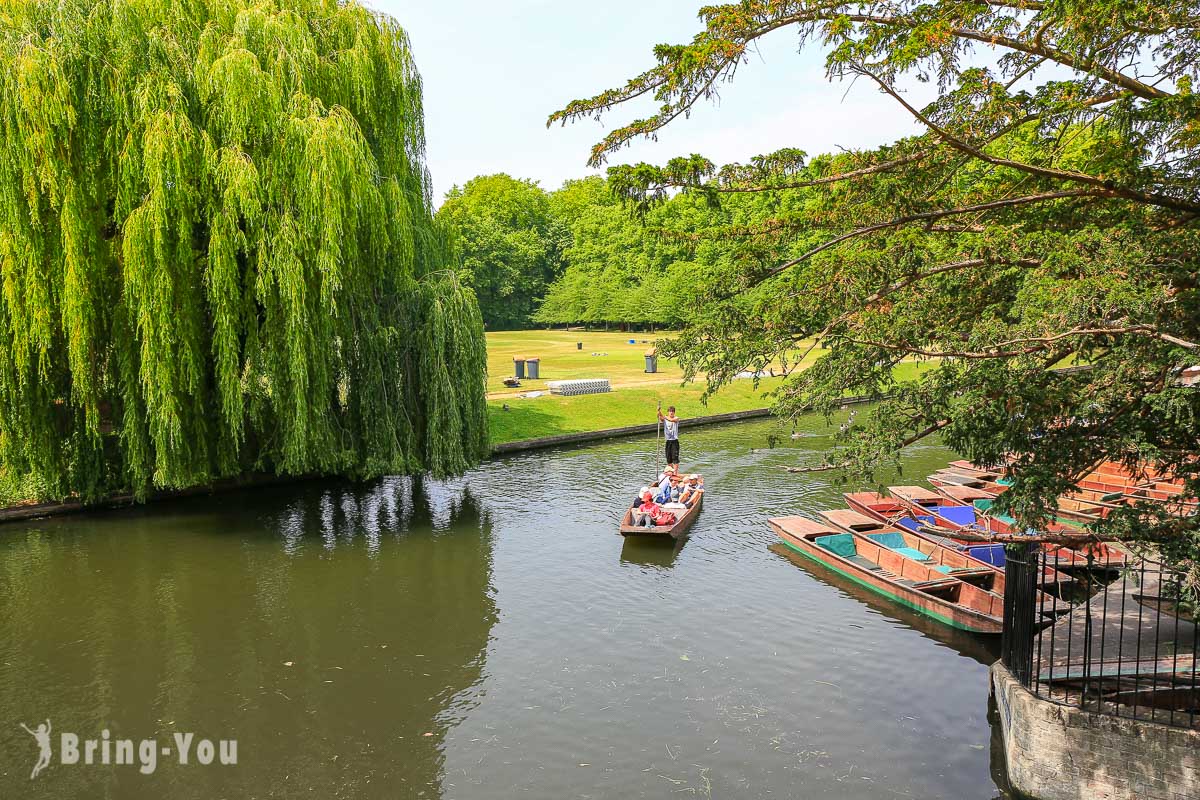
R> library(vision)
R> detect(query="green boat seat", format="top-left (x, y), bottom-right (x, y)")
top-left (814, 533), bottom-right (858, 558)
top-left (974, 499), bottom-right (1016, 526)
top-left (865, 532), bottom-right (931, 563)
top-left (893, 546), bottom-right (931, 562)
top-left (866, 532), bottom-right (907, 550)
top-left (932, 565), bottom-right (953, 574)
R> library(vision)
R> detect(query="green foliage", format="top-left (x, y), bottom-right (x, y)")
top-left (536, 176), bottom-right (758, 328)
top-left (436, 174), bottom-right (568, 330)
top-left (0, 0), bottom-right (488, 501)
top-left (551, 1), bottom-right (1200, 575)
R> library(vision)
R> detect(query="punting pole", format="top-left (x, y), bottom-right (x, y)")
top-left (656, 400), bottom-right (662, 478)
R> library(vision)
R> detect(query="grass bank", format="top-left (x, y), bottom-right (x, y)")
top-left (485, 330), bottom-right (928, 446)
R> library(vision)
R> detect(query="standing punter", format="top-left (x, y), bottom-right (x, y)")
top-left (658, 405), bottom-right (681, 471)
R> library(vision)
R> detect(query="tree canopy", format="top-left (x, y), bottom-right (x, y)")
top-left (550, 1), bottom-right (1200, 566)
top-left (0, 0), bottom-right (488, 502)
top-left (436, 174), bottom-right (568, 330)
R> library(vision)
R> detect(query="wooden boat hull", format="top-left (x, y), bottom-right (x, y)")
top-left (848, 490), bottom-right (1076, 590)
top-left (620, 494), bottom-right (702, 540)
top-left (819, 509), bottom-right (1008, 595)
top-left (769, 517), bottom-right (1003, 634)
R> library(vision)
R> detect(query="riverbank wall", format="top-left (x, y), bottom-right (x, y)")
top-left (490, 408), bottom-right (772, 455)
top-left (990, 662), bottom-right (1200, 800)
top-left (491, 392), bottom-right (881, 455)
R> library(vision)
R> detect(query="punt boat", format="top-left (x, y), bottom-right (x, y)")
top-left (891, 485), bottom-right (1126, 572)
top-left (818, 508), bottom-right (1008, 595)
top-left (619, 493), bottom-right (703, 540)
top-left (769, 515), bottom-right (1003, 634)
top-left (845, 490), bottom-right (1073, 588)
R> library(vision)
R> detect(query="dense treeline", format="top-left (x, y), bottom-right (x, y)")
top-left (436, 174), bottom-right (568, 330)
top-left (443, 173), bottom-right (805, 329)
top-left (0, 0), bottom-right (488, 503)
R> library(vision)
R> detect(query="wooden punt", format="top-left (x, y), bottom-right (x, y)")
top-left (818, 509), bottom-right (1008, 595)
top-left (928, 469), bottom-right (991, 489)
top-left (889, 485), bottom-right (999, 534)
top-left (619, 494), bottom-right (703, 540)
top-left (846, 490), bottom-right (1074, 588)
top-left (769, 516), bottom-right (1003, 634)
top-left (895, 485), bottom-right (1127, 572)
top-left (931, 483), bottom-right (997, 505)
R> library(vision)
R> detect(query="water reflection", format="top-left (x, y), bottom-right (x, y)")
top-left (0, 479), bottom-right (496, 800)
top-left (619, 535), bottom-right (686, 570)
top-left (769, 543), bottom-right (1001, 667)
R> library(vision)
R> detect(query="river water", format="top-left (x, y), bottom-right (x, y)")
top-left (0, 415), bottom-right (1012, 799)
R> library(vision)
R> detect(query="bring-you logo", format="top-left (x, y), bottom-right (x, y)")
top-left (18, 720), bottom-right (237, 779)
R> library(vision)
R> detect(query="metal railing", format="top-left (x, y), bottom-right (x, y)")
top-left (1001, 543), bottom-right (1199, 729)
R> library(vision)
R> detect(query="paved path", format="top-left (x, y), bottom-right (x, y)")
top-left (1037, 560), bottom-right (1197, 683)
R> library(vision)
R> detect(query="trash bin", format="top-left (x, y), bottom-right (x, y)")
top-left (513, 357), bottom-right (526, 379)
top-left (527, 357), bottom-right (540, 379)
top-left (577, 342), bottom-right (583, 350)
top-left (644, 348), bottom-right (658, 374)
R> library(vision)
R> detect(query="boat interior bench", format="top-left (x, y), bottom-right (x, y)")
top-left (866, 532), bottom-right (936, 565)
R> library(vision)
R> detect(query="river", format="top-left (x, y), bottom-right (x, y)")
top-left (0, 415), bottom-right (1013, 798)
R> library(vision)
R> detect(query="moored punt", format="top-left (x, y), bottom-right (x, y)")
top-left (931, 483), bottom-right (996, 505)
top-left (889, 485), bottom-right (998, 534)
top-left (768, 516), bottom-right (1003, 634)
top-left (919, 488), bottom-right (1128, 573)
top-left (968, 496), bottom-right (1127, 571)
top-left (619, 493), bottom-right (703, 540)
top-left (947, 460), bottom-right (1006, 480)
top-left (928, 469), bottom-right (991, 489)
top-left (817, 509), bottom-right (1007, 595)
top-left (843, 491), bottom-right (1008, 566)
top-left (847, 491), bottom-right (1074, 588)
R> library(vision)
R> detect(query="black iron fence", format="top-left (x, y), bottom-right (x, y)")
top-left (1001, 542), bottom-right (1199, 729)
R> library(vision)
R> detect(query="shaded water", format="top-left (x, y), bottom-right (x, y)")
top-left (0, 415), bottom-right (1011, 798)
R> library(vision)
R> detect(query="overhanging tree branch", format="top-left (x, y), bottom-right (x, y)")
top-left (756, 191), bottom-right (1097, 284)
top-left (856, 65), bottom-right (1200, 215)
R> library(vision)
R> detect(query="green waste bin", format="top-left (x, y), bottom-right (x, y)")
top-left (513, 357), bottom-right (526, 379)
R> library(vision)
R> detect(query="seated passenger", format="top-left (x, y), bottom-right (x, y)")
top-left (654, 468), bottom-right (681, 504)
top-left (679, 477), bottom-right (704, 506)
top-left (632, 486), bottom-right (651, 509)
top-left (634, 491), bottom-right (660, 527)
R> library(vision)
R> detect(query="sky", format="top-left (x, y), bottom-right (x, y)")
top-left (371, 1), bottom-right (937, 205)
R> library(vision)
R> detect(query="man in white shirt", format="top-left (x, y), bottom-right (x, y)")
top-left (658, 405), bottom-right (681, 471)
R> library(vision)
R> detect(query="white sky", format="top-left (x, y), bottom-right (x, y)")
top-left (371, 1), bottom-right (938, 204)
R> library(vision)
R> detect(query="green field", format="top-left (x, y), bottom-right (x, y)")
top-left (485, 330), bottom-right (928, 445)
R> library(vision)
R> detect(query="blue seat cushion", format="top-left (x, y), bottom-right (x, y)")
top-left (938, 505), bottom-right (977, 526)
top-left (968, 544), bottom-right (1006, 567)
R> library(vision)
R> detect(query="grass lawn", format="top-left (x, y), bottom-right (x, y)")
top-left (486, 329), bottom-right (685, 396)
top-left (485, 329), bottom-right (932, 446)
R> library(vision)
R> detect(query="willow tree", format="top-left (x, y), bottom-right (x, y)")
top-left (0, 0), bottom-right (488, 501)
top-left (551, 2), bottom-right (1200, 565)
